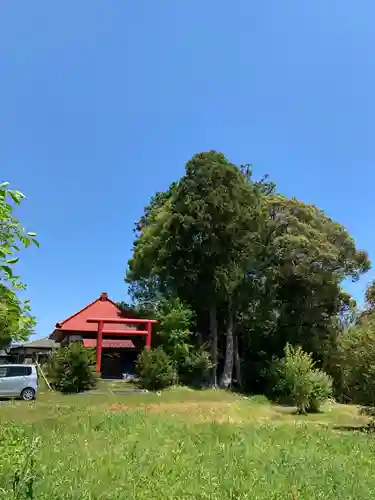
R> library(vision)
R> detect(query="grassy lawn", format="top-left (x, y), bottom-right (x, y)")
top-left (1, 384), bottom-right (374, 499)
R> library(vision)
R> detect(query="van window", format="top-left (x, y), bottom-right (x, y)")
top-left (7, 366), bottom-right (32, 377)
top-left (0, 367), bottom-right (7, 377)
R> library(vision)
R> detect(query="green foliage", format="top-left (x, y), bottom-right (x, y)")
top-left (178, 349), bottom-right (212, 386)
top-left (126, 151), bottom-right (370, 393)
top-left (274, 344), bottom-right (333, 414)
top-left (46, 344), bottom-right (97, 394)
top-left (365, 279), bottom-right (375, 312)
top-left (157, 298), bottom-right (194, 355)
top-left (156, 298), bottom-right (212, 386)
top-left (0, 422), bottom-right (39, 499)
top-left (336, 280), bottom-right (375, 410)
top-left (0, 181), bottom-right (39, 346)
top-left (0, 298), bottom-right (36, 350)
top-left (239, 193), bottom-right (369, 390)
top-left (338, 314), bottom-right (375, 407)
top-left (128, 152), bottom-right (263, 386)
top-left (0, 301), bottom-right (13, 348)
top-left (136, 347), bottom-right (176, 390)
top-left (308, 369), bottom-right (334, 413)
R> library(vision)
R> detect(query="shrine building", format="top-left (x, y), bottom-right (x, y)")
top-left (49, 292), bottom-right (156, 379)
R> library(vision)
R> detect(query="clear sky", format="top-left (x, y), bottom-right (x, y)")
top-left (1, 1), bottom-right (374, 338)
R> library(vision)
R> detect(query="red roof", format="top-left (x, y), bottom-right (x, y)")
top-left (50, 292), bottom-right (138, 338)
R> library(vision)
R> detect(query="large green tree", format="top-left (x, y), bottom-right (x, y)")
top-left (0, 182), bottom-right (38, 348)
top-left (126, 152), bottom-right (370, 392)
top-left (235, 194), bottom-right (369, 390)
top-left (128, 151), bottom-right (261, 386)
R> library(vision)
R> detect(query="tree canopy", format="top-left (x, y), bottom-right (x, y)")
top-left (126, 151), bottom-right (370, 391)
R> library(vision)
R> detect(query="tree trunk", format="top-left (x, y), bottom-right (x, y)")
top-left (233, 329), bottom-right (242, 388)
top-left (209, 304), bottom-right (218, 387)
top-left (220, 305), bottom-right (234, 389)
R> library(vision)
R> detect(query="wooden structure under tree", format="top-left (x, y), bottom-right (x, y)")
top-left (49, 292), bottom-right (156, 377)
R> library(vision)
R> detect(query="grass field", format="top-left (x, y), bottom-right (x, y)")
top-left (1, 383), bottom-right (375, 499)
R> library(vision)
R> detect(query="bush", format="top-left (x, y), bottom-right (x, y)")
top-left (308, 369), bottom-right (333, 413)
top-left (136, 347), bottom-right (176, 390)
top-left (274, 343), bottom-right (333, 414)
top-left (156, 298), bottom-right (211, 386)
top-left (338, 315), bottom-right (375, 406)
top-left (46, 343), bottom-right (98, 393)
top-left (338, 311), bottom-right (375, 429)
top-left (179, 349), bottom-right (212, 386)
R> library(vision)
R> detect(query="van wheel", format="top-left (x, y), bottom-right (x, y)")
top-left (21, 388), bottom-right (35, 401)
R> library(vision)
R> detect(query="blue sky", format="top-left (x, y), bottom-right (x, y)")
top-left (1, 1), bottom-right (374, 338)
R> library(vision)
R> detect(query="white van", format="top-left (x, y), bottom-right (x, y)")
top-left (0, 364), bottom-right (38, 400)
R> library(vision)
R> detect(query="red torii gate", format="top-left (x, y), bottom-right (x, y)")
top-left (87, 317), bottom-right (157, 373)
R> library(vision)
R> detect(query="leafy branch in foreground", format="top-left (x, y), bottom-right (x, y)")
top-left (0, 181), bottom-right (39, 346)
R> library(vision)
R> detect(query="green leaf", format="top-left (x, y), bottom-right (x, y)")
top-left (8, 189), bottom-right (25, 204)
top-left (27, 232), bottom-right (37, 237)
top-left (0, 265), bottom-right (13, 278)
top-left (5, 258), bottom-right (19, 265)
top-left (21, 236), bottom-right (31, 248)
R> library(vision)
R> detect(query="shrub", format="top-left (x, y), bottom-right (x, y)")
top-left (274, 343), bottom-right (333, 414)
top-left (179, 349), bottom-right (212, 386)
top-left (308, 369), bottom-right (333, 413)
top-left (46, 343), bottom-right (98, 393)
top-left (337, 313), bottom-right (375, 429)
top-left (338, 315), bottom-right (375, 406)
top-left (136, 347), bottom-right (175, 390)
top-left (156, 298), bottom-right (211, 386)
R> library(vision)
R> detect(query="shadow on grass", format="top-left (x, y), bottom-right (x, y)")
top-left (332, 424), bottom-right (370, 433)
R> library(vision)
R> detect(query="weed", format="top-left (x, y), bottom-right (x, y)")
top-left (0, 423), bottom-right (40, 500)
